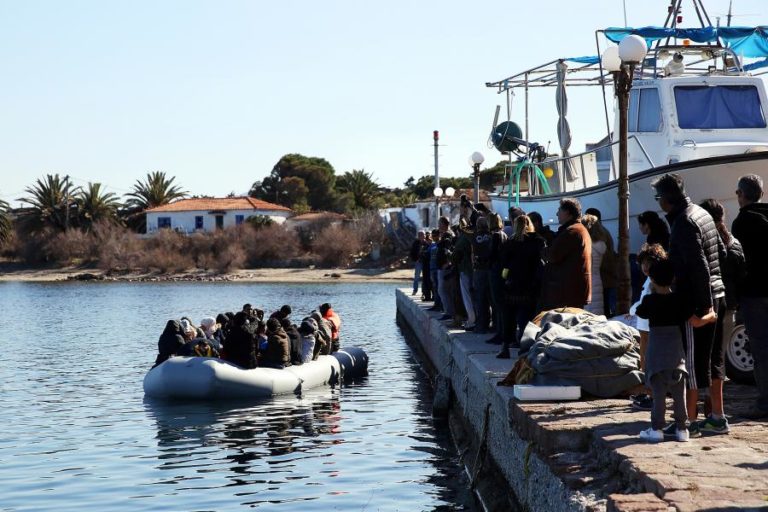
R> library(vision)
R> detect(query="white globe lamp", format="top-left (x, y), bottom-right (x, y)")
top-left (601, 46), bottom-right (621, 72)
top-left (619, 34), bottom-right (648, 63)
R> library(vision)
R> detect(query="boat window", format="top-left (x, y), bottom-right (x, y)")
top-left (674, 85), bottom-right (767, 129)
top-left (628, 88), bottom-right (662, 133)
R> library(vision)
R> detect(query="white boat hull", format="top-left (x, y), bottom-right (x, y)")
top-left (144, 355), bottom-right (343, 400)
top-left (491, 153), bottom-right (768, 253)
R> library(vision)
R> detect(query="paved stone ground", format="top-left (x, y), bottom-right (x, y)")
top-left (403, 291), bottom-right (768, 511)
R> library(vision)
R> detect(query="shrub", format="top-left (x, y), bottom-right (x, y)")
top-left (92, 221), bottom-right (143, 271)
top-left (242, 224), bottom-right (301, 267)
top-left (312, 223), bottom-right (363, 267)
top-left (44, 229), bottom-right (92, 264)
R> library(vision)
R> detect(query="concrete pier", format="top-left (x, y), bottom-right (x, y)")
top-left (396, 289), bottom-right (768, 512)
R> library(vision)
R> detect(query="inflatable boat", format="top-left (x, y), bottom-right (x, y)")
top-left (143, 347), bottom-right (369, 400)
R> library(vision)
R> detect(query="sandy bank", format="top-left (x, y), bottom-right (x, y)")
top-left (0, 265), bottom-right (413, 284)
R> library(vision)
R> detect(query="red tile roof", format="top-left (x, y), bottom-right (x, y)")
top-left (146, 197), bottom-right (292, 213)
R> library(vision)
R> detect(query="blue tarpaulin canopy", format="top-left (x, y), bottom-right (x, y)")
top-left (604, 26), bottom-right (768, 59)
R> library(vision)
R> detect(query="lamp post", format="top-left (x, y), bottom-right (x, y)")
top-left (469, 151), bottom-right (485, 204)
top-left (602, 35), bottom-right (647, 315)
top-left (433, 186), bottom-right (456, 220)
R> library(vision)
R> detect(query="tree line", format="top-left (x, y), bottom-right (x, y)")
top-left (0, 153), bottom-right (507, 252)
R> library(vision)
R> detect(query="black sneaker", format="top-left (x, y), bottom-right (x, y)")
top-left (664, 422), bottom-right (700, 439)
top-left (631, 395), bottom-right (653, 411)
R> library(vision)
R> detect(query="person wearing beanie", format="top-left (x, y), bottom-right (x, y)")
top-left (260, 317), bottom-right (291, 369)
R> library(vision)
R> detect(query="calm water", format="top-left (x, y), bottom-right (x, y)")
top-left (0, 282), bottom-right (476, 511)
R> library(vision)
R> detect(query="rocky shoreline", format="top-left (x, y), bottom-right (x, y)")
top-left (0, 265), bottom-right (413, 284)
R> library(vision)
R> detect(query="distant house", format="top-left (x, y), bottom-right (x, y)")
top-left (145, 197), bottom-right (292, 234)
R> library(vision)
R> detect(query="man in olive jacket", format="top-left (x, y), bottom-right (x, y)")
top-left (732, 174), bottom-right (768, 419)
top-left (540, 198), bottom-right (592, 311)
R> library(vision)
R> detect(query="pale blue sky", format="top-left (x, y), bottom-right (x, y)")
top-left (1, 0), bottom-right (763, 206)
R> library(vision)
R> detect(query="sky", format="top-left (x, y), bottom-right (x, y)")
top-left (0, 0), bottom-right (764, 207)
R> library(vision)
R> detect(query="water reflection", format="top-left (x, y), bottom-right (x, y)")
top-left (145, 389), bottom-right (344, 482)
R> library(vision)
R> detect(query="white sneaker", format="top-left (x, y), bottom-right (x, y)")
top-left (639, 428), bottom-right (663, 442)
top-left (676, 428), bottom-right (690, 442)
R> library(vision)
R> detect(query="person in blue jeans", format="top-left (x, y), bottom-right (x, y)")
top-left (732, 174), bottom-right (768, 419)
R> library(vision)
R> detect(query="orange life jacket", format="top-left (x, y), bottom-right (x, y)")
top-left (324, 309), bottom-right (341, 341)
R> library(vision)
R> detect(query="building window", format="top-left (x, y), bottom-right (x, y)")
top-left (215, 215), bottom-right (224, 230)
top-left (235, 215), bottom-right (245, 225)
top-left (158, 217), bottom-right (171, 229)
top-left (195, 216), bottom-right (204, 230)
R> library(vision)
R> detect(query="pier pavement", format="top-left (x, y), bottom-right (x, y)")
top-left (395, 289), bottom-right (768, 512)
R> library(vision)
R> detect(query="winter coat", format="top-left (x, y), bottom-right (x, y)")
top-left (540, 220), bottom-right (592, 310)
top-left (283, 324), bottom-right (303, 365)
top-left (731, 202), bottom-right (768, 298)
top-left (223, 313), bottom-right (258, 369)
top-left (452, 231), bottom-right (474, 276)
top-left (501, 233), bottom-right (545, 305)
top-left (471, 231), bottom-right (493, 271)
top-left (666, 198), bottom-right (725, 316)
top-left (721, 236), bottom-right (746, 309)
top-left (155, 320), bottom-right (186, 366)
top-left (262, 327), bottom-right (291, 368)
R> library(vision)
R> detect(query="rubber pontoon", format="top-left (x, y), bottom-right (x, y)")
top-left (143, 347), bottom-right (369, 399)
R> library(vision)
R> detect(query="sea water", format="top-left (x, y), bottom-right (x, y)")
top-left (0, 281), bottom-right (476, 511)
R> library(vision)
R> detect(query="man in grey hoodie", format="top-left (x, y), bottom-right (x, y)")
top-left (732, 174), bottom-right (768, 419)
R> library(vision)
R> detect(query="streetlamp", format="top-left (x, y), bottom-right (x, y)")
top-left (602, 34), bottom-right (647, 315)
top-left (433, 186), bottom-right (456, 220)
top-left (469, 151), bottom-right (485, 204)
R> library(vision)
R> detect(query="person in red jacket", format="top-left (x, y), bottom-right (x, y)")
top-left (320, 303), bottom-right (341, 353)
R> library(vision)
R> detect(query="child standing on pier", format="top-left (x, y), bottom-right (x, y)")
top-left (635, 258), bottom-right (715, 442)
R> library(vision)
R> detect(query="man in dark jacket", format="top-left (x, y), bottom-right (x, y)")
top-left (732, 174), bottom-right (768, 419)
top-left (410, 231), bottom-right (426, 296)
top-left (653, 173), bottom-right (727, 435)
top-left (540, 198), bottom-right (592, 311)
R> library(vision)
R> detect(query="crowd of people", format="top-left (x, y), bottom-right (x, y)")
top-left (153, 303), bottom-right (342, 370)
top-left (409, 172), bottom-right (768, 440)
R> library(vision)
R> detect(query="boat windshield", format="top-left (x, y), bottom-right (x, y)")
top-left (674, 85), bottom-right (767, 129)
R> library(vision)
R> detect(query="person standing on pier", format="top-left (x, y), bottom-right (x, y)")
top-left (410, 231), bottom-right (426, 296)
top-left (452, 218), bottom-right (476, 331)
top-left (540, 198), bottom-right (592, 311)
top-left (732, 174), bottom-right (768, 419)
top-left (652, 173), bottom-right (727, 436)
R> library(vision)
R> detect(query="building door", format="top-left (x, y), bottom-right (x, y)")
top-left (215, 215), bottom-right (224, 229)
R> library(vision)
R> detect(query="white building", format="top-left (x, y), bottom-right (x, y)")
top-left (145, 197), bottom-right (292, 234)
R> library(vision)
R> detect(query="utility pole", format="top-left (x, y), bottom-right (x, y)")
top-left (433, 130), bottom-right (440, 228)
top-left (64, 174), bottom-right (70, 231)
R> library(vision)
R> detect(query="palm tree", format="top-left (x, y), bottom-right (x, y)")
top-left (125, 171), bottom-right (187, 210)
top-left (18, 174), bottom-right (80, 232)
top-left (0, 197), bottom-right (12, 246)
top-left (337, 169), bottom-right (379, 210)
top-left (77, 182), bottom-right (122, 230)
top-left (123, 171), bottom-right (187, 232)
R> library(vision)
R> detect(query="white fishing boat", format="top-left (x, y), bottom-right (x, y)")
top-left (486, 1), bottom-right (768, 254)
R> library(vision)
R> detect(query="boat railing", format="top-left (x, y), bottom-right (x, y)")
top-left (503, 135), bottom-right (655, 199)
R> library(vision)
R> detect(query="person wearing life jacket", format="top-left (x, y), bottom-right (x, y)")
top-left (319, 303), bottom-right (341, 353)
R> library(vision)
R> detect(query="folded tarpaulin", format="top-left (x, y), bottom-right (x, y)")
top-left (519, 310), bottom-right (643, 398)
top-left (604, 26), bottom-right (768, 59)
